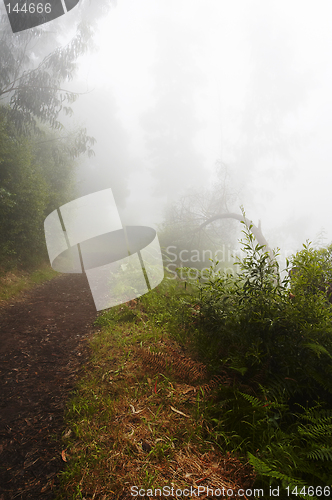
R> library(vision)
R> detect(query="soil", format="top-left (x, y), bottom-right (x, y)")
top-left (0, 274), bottom-right (98, 500)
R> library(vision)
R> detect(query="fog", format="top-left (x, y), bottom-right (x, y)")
top-left (66, 0), bottom-right (332, 265)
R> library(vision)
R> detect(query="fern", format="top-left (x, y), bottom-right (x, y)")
top-left (306, 447), bottom-right (332, 461)
top-left (297, 421), bottom-right (332, 440)
top-left (239, 392), bottom-right (263, 408)
top-left (297, 405), bottom-right (332, 424)
top-left (247, 453), bottom-right (312, 499)
top-left (170, 217), bottom-right (332, 491)
top-left (303, 342), bottom-right (332, 359)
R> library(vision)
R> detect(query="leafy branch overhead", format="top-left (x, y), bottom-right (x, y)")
top-left (0, 2), bottom-right (113, 156)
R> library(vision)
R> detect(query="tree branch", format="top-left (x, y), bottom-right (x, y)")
top-left (198, 212), bottom-right (273, 258)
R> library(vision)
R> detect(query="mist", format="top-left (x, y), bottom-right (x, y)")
top-left (67, 0), bottom-right (332, 265)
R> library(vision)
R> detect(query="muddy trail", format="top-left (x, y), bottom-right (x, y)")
top-left (0, 274), bottom-right (98, 500)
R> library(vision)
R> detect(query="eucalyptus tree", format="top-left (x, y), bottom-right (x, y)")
top-left (0, 0), bottom-right (116, 156)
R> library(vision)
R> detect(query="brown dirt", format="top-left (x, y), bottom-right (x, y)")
top-left (0, 274), bottom-right (98, 500)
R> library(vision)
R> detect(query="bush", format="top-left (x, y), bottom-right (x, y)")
top-left (0, 107), bottom-right (77, 269)
top-left (192, 221), bottom-right (332, 405)
top-left (180, 217), bottom-right (332, 495)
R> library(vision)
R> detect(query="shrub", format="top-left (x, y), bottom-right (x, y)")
top-left (179, 216), bottom-right (332, 495)
top-left (191, 220), bottom-right (332, 406)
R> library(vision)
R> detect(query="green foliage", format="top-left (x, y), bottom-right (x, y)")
top-left (0, 0), bottom-right (119, 154)
top-left (140, 274), bottom-right (197, 334)
top-left (246, 403), bottom-right (332, 490)
top-left (0, 264), bottom-right (59, 302)
top-left (77, 219), bottom-right (332, 493)
top-left (95, 272), bottom-right (197, 343)
top-left (0, 2), bottom-right (119, 269)
top-left (0, 107), bottom-right (77, 268)
top-left (31, 125), bottom-right (78, 213)
top-left (204, 387), bottom-right (332, 495)
top-left (0, 3), bottom-right (99, 155)
top-left (191, 218), bottom-right (332, 405)
top-left (289, 242), bottom-right (332, 306)
top-left (171, 213), bottom-right (332, 493)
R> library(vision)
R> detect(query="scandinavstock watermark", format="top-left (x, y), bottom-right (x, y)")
top-left (164, 244), bottom-right (241, 279)
top-left (3, 0), bottom-right (81, 33)
top-left (163, 245), bottom-right (298, 280)
top-left (44, 188), bottom-right (164, 311)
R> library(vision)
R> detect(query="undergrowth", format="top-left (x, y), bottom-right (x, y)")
top-left (177, 212), bottom-right (332, 497)
top-left (56, 322), bottom-right (255, 499)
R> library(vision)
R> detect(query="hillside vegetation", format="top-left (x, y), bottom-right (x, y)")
top-left (57, 223), bottom-right (332, 499)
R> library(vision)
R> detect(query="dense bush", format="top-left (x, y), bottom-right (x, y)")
top-left (194, 222), bottom-right (332, 403)
top-left (180, 219), bottom-right (332, 496)
top-left (94, 216), bottom-right (332, 494)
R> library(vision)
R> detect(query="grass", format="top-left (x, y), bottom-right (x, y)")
top-left (55, 247), bottom-right (332, 499)
top-left (55, 293), bottom-right (255, 499)
top-left (4, 225), bottom-right (331, 497)
top-left (0, 263), bottom-right (60, 304)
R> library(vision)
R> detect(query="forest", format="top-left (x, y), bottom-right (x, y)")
top-left (1, 1), bottom-right (332, 499)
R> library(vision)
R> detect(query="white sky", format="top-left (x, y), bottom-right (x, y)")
top-left (71, 0), bottom-right (332, 260)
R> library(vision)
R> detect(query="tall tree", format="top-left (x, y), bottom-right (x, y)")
top-left (0, 0), bottom-right (115, 156)
top-left (0, 1), bottom-right (116, 267)
top-left (0, 107), bottom-right (80, 268)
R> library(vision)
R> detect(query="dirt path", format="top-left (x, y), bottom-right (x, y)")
top-left (0, 274), bottom-right (97, 500)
